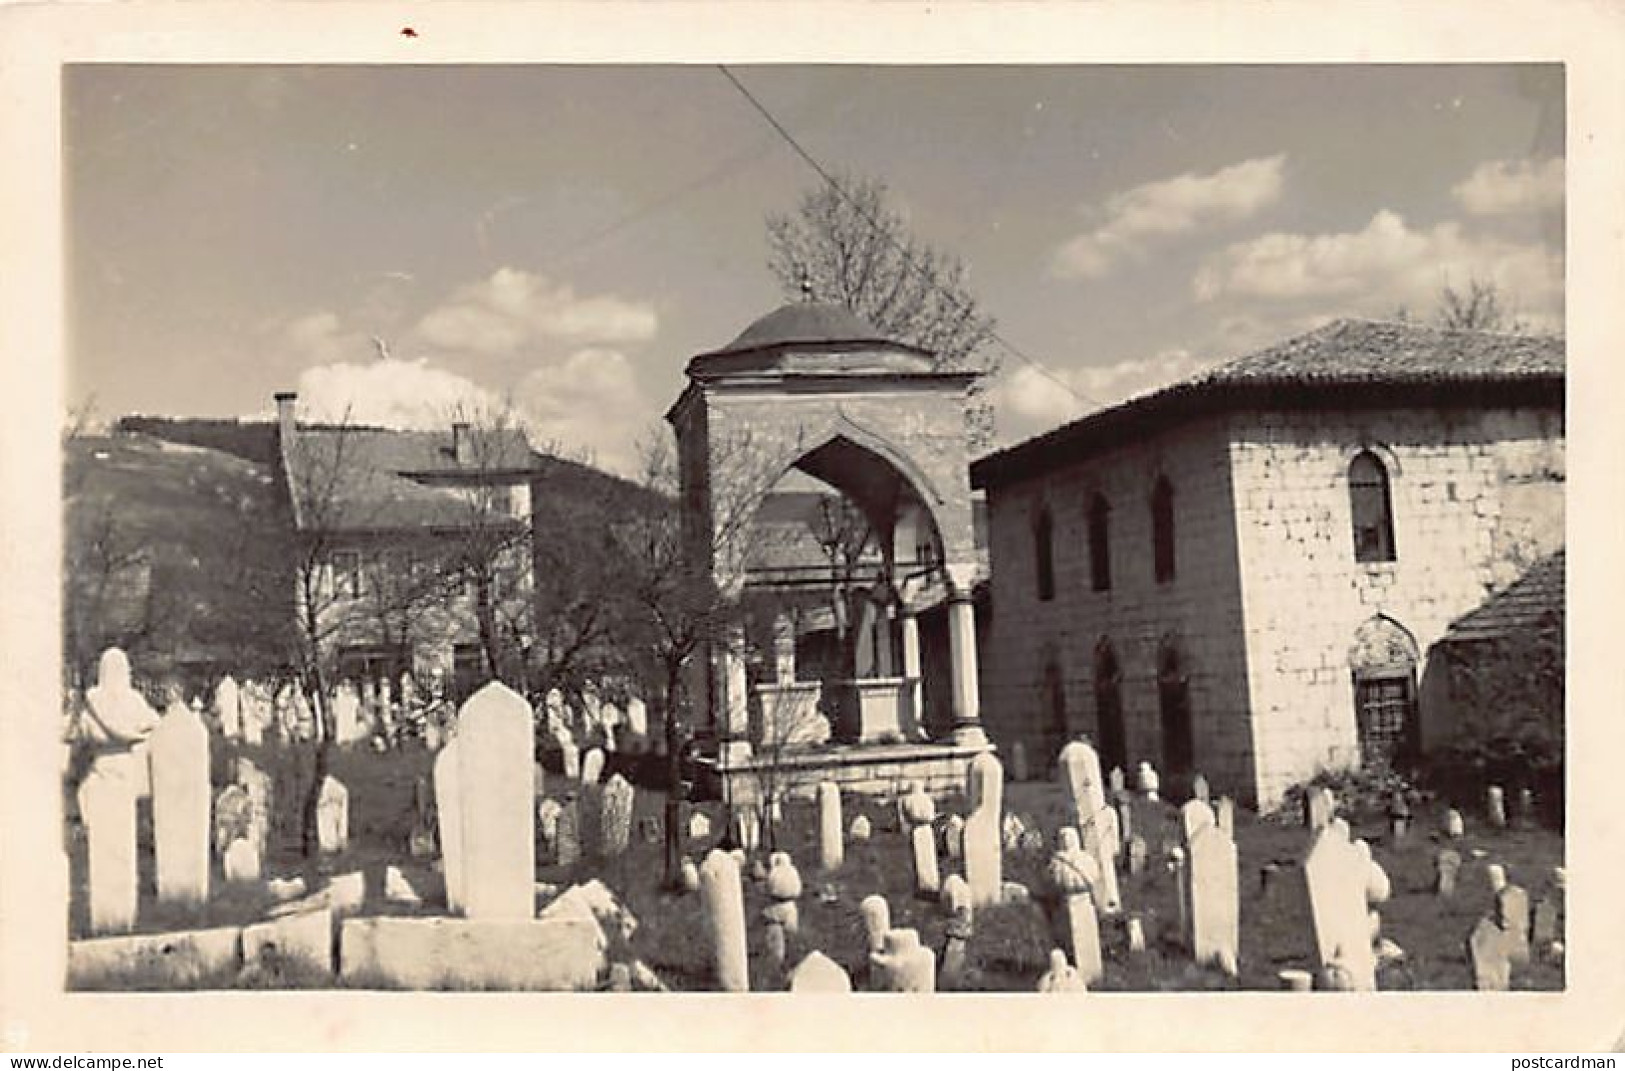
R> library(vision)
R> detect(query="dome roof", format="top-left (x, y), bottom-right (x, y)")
top-left (720, 301), bottom-right (894, 352)
top-left (687, 301), bottom-right (939, 380)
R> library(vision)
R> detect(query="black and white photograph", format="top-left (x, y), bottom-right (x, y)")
top-left (3, 0), bottom-right (1623, 1055)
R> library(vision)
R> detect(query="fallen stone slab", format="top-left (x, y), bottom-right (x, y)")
top-left (537, 879), bottom-right (637, 942)
top-left (242, 907), bottom-right (334, 977)
top-left (269, 870), bottom-right (365, 920)
top-left (69, 926), bottom-right (241, 989)
top-left (339, 916), bottom-right (605, 991)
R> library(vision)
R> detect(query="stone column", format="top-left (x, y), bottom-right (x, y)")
top-left (714, 624), bottom-right (752, 763)
top-left (899, 606), bottom-right (923, 728)
top-left (944, 563), bottom-right (986, 746)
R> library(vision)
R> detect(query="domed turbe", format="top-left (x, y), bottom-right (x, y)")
top-left (686, 300), bottom-right (940, 380)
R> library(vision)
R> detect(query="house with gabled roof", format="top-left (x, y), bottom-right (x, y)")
top-left (272, 391), bottom-right (543, 700)
top-left (969, 318), bottom-right (1565, 807)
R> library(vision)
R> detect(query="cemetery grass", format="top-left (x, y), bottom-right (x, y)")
top-left (67, 746), bottom-right (1565, 991)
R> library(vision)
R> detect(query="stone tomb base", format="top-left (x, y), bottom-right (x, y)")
top-left (339, 916), bottom-right (605, 990)
top-left (697, 740), bottom-right (993, 806)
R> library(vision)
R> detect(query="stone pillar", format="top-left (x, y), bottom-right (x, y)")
top-left (899, 606), bottom-right (923, 725)
top-left (773, 613), bottom-right (797, 685)
top-left (944, 563), bottom-right (985, 746)
top-left (715, 624), bottom-right (752, 762)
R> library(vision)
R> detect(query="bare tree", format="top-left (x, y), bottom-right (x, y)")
top-left (1435, 277), bottom-right (1530, 333)
top-left (607, 428), bottom-right (785, 885)
top-left (766, 173), bottom-right (1000, 448)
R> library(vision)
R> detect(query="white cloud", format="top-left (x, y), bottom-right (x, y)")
top-left (296, 358), bottom-right (502, 430)
top-left (517, 348), bottom-right (653, 475)
top-left (280, 311), bottom-right (373, 365)
top-left (989, 347), bottom-right (1223, 443)
top-left (1192, 210), bottom-right (1563, 323)
top-left (1052, 155), bottom-right (1286, 279)
top-left (414, 267), bottom-right (658, 356)
top-left (1453, 157), bottom-right (1564, 216)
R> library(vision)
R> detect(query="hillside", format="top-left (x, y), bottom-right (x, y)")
top-left (63, 431), bottom-right (293, 690)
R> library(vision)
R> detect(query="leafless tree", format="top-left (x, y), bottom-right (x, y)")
top-left (607, 428), bottom-right (786, 884)
top-left (1435, 278), bottom-right (1529, 333)
top-left (766, 172), bottom-right (1001, 448)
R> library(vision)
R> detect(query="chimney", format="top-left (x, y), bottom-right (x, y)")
top-left (274, 391), bottom-right (298, 447)
top-left (452, 421), bottom-right (471, 464)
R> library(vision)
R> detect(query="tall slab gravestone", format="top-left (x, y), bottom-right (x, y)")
top-left (78, 758), bottom-right (139, 933)
top-left (433, 736), bottom-right (465, 913)
top-left (149, 702), bottom-right (211, 906)
top-left (965, 751), bottom-right (1005, 908)
top-left (454, 682), bottom-right (536, 920)
top-left (1187, 823), bottom-right (1240, 975)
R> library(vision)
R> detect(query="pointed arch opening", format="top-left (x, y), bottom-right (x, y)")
top-left (1349, 449), bottom-right (1397, 563)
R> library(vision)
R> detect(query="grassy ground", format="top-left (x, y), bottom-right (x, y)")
top-left (66, 745), bottom-right (1565, 991)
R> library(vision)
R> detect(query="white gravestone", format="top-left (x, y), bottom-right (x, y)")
top-left (332, 685), bottom-right (362, 746)
top-left (599, 774), bottom-right (634, 858)
top-left (77, 757), bottom-right (139, 933)
top-left (453, 683), bottom-right (536, 920)
top-left (700, 849), bottom-right (748, 992)
top-left (817, 781), bottom-right (843, 871)
top-left (1303, 823), bottom-right (1376, 990)
top-left (236, 758), bottom-right (273, 858)
top-left (213, 676), bottom-right (241, 741)
top-left (860, 894), bottom-right (891, 954)
top-left (965, 751), bottom-right (1005, 908)
top-left (433, 737), bottom-right (465, 913)
top-left (870, 928), bottom-right (936, 993)
top-left (223, 837), bottom-right (261, 884)
top-left (910, 825), bottom-right (941, 898)
top-left (149, 701), bottom-right (210, 905)
top-left (317, 775), bottom-right (349, 855)
top-left (788, 950), bottom-right (851, 993)
top-left (580, 747), bottom-right (605, 785)
top-left (1187, 823), bottom-right (1240, 976)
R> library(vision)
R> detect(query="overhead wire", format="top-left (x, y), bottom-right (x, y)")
top-left (716, 64), bottom-right (1106, 413)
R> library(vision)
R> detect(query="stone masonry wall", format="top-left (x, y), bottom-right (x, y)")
top-left (979, 415), bottom-right (1256, 797)
top-left (1227, 405), bottom-right (1565, 807)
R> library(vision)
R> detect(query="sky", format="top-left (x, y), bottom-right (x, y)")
top-left (65, 63), bottom-right (1564, 474)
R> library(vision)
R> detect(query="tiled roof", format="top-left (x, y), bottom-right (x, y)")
top-left (973, 318), bottom-right (1564, 489)
top-left (1194, 318), bottom-right (1564, 387)
top-left (1441, 550), bottom-right (1565, 643)
top-left (281, 427), bottom-right (538, 533)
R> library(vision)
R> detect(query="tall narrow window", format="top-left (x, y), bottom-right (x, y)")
top-left (1042, 656), bottom-right (1068, 762)
top-left (1349, 451), bottom-right (1396, 562)
top-left (1093, 639), bottom-right (1127, 774)
top-left (1151, 476), bottom-right (1176, 583)
top-left (1087, 494), bottom-right (1112, 592)
top-left (1157, 639), bottom-right (1195, 778)
top-left (1034, 505), bottom-right (1056, 602)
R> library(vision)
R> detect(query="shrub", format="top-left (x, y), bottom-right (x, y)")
top-left (1268, 763), bottom-right (1419, 825)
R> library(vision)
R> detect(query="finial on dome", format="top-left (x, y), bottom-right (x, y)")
top-left (798, 267), bottom-right (814, 302)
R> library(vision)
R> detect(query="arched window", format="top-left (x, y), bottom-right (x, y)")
top-left (1349, 451), bottom-right (1396, 562)
top-left (1087, 494), bottom-right (1112, 592)
top-left (1041, 655), bottom-right (1068, 761)
top-left (1093, 639), bottom-right (1127, 774)
top-left (1034, 504), bottom-right (1056, 602)
top-left (1157, 638), bottom-right (1195, 778)
top-left (1151, 476), bottom-right (1176, 583)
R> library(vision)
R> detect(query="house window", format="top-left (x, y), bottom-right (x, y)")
top-left (1093, 639), bottom-right (1127, 775)
top-left (1034, 505), bottom-right (1056, 602)
top-left (1087, 494), bottom-right (1112, 592)
top-left (1151, 476), bottom-right (1176, 583)
top-left (1354, 674), bottom-right (1414, 769)
top-left (1349, 451), bottom-right (1396, 562)
top-left (331, 549), bottom-right (363, 598)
